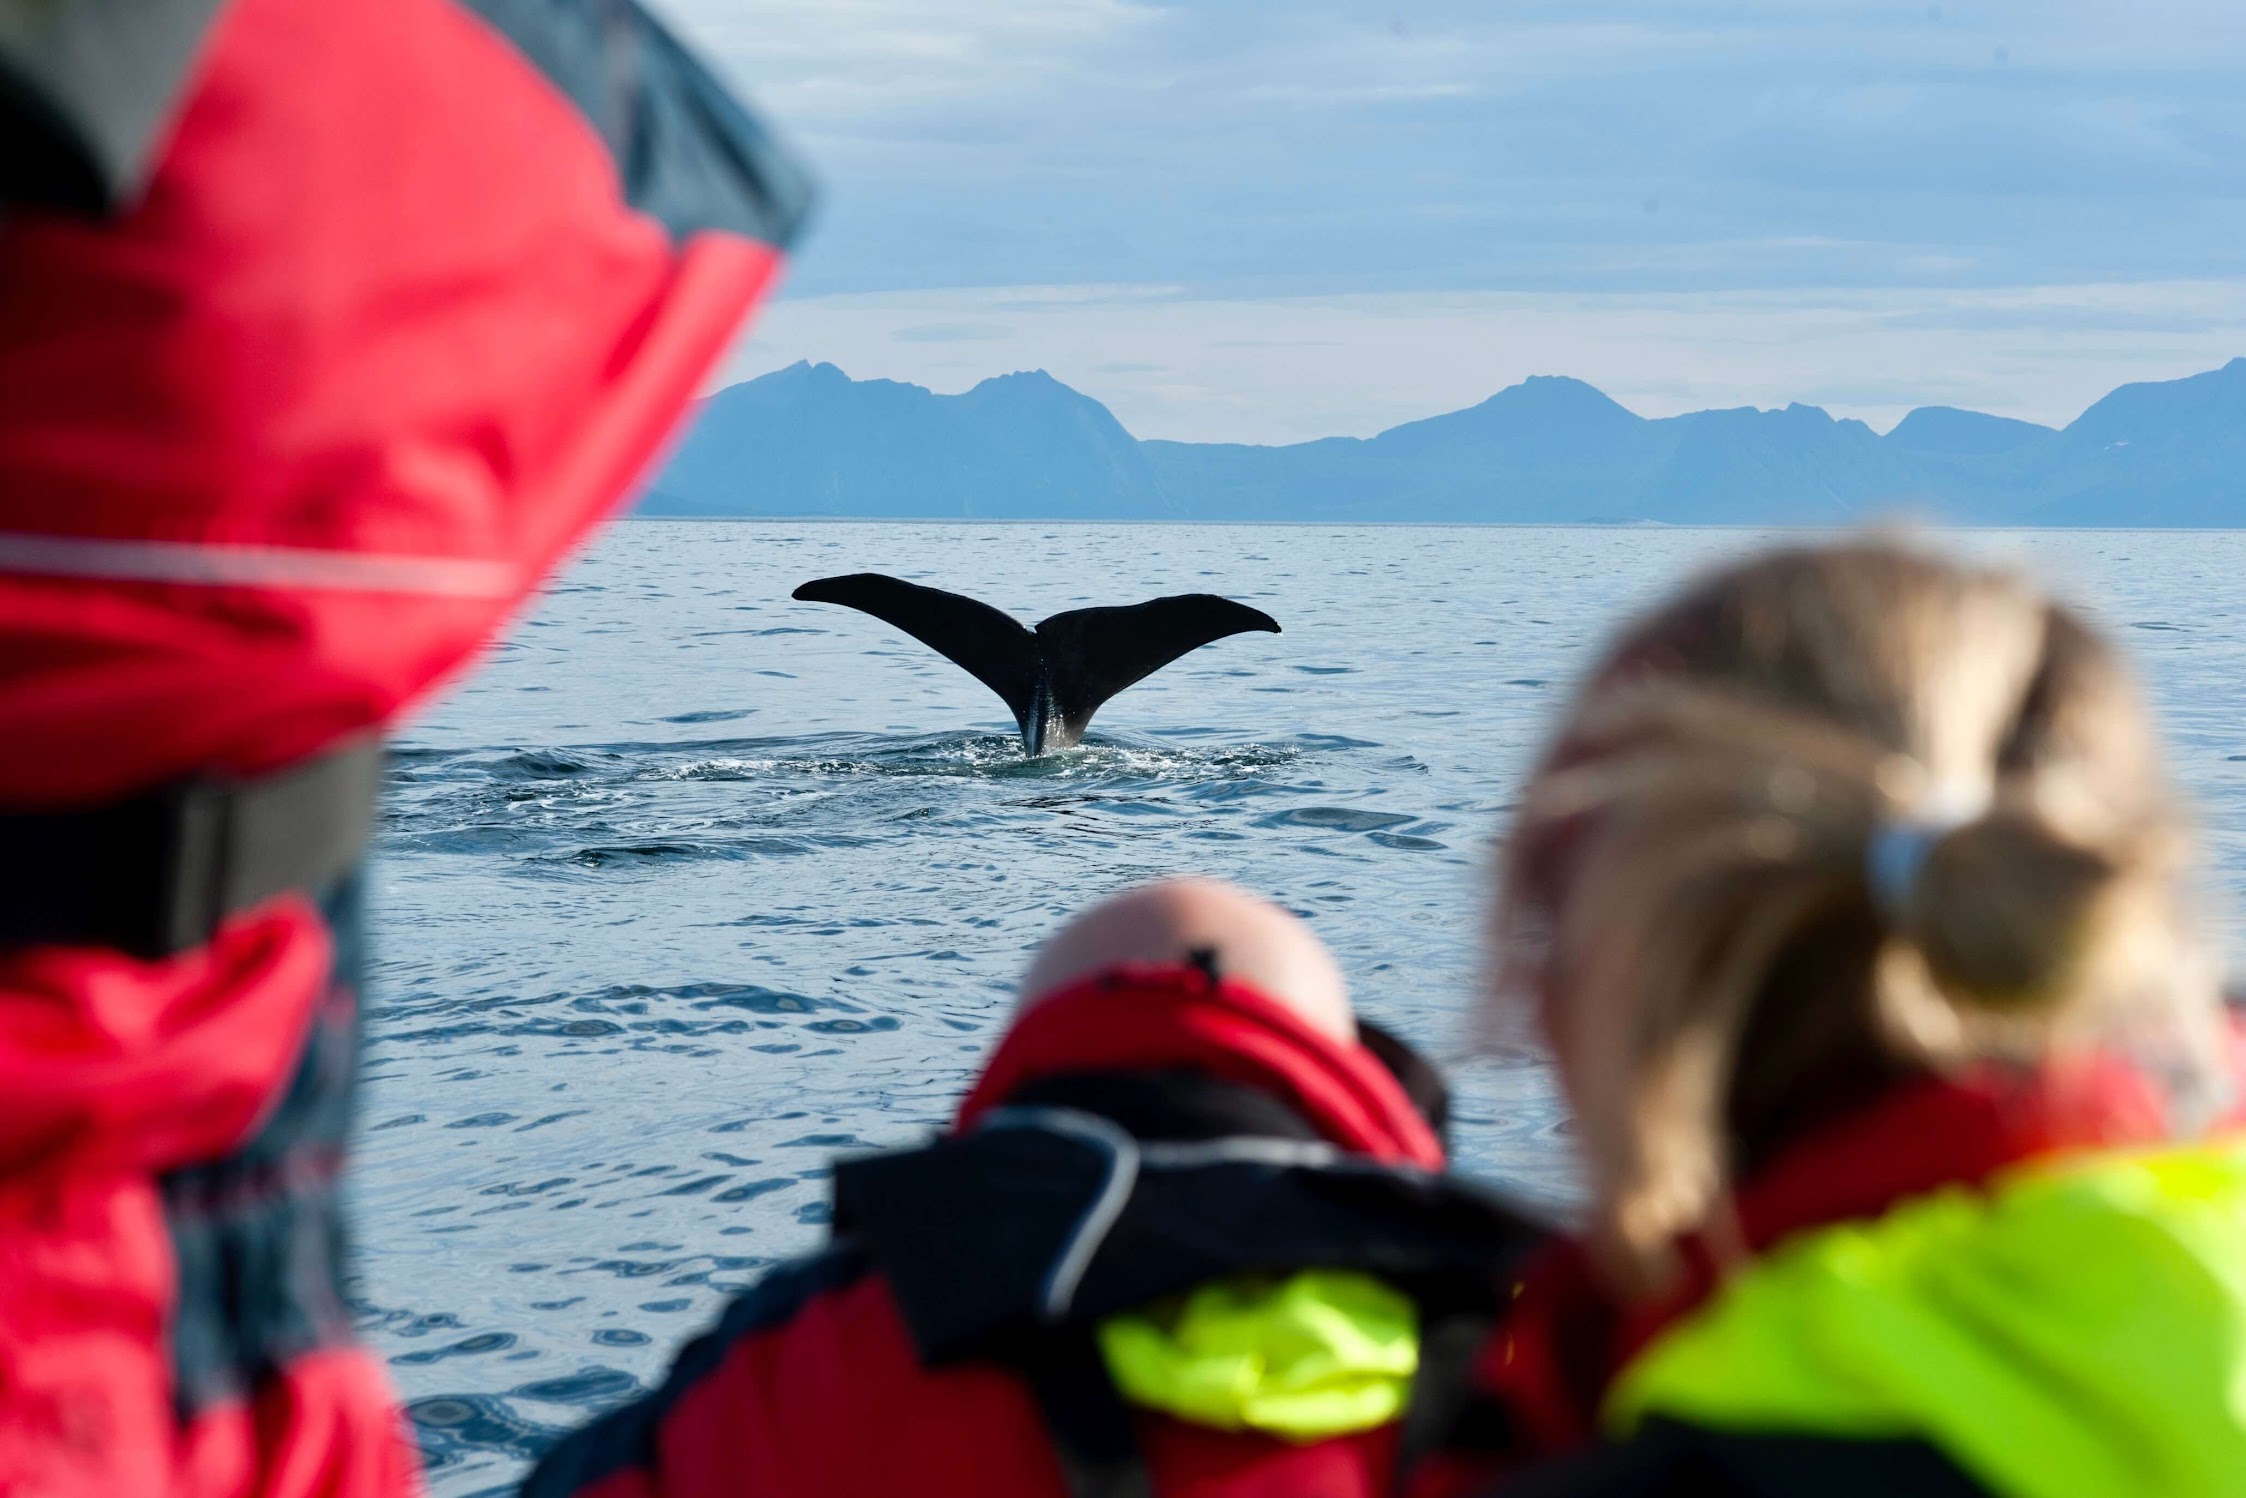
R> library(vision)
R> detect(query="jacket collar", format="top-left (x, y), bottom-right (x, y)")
top-left (955, 963), bottom-right (1446, 1170)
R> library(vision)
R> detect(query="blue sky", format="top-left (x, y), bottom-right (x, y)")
top-left (660, 1), bottom-right (2246, 442)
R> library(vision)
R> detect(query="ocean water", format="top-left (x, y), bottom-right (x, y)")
top-left (354, 522), bottom-right (2246, 1495)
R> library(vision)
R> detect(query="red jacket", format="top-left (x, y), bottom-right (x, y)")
top-left (0, 2), bottom-right (807, 1493)
top-left (524, 966), bottom-right (1542, 1498)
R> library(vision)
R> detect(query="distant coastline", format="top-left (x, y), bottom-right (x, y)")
top-left (643, 358), bottom-right (2246, 527)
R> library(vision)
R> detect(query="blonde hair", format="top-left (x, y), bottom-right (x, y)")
top-left (1493, 538), bottom-right (2220, 1287)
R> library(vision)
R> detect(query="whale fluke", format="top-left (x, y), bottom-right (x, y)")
top-left (792, 573), bottom-right (1039, 725)
top-left (792, 573), bottom-right (1280, 754)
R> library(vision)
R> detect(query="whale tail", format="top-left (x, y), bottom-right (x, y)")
top-left (791, 574), bottom-right (1280, 753)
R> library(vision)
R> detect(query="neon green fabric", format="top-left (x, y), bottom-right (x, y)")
top-left (1096, 1270), bottom-right (1419, 1441)
top-left (1606, 1142), bottom-right (2246, 1498)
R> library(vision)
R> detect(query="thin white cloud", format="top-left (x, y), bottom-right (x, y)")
top-left (647, 0), bottom-right (1155, 132)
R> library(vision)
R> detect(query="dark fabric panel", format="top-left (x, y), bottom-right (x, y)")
top-left (836, 1120), bottom-right (1542, 1367)
top-left (1395, 1310), bottom-right (1503, 1483)
top-left (1499, 1417), bottom-right (1992, 1498)
top-left (1358, 1018), bottom-right (1453, 1147)
top-left (0, 736), bottom-right (382, 959)
top-left (1011, 1331), bottom-right (1154, 1498)
top-left (459, 0), bottom-right (815, 248)
top-left (0, 0), bottom-right (229, 213)
top-left (519, 1245), bottom-right (872, 1497)
top-left (162, 871), bottom-right (366, 1415)
top-left (837, 1123), bottom-right (1115, 1362)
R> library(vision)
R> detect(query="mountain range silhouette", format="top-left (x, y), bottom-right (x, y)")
top-left (645, 357), bottom-right (2246, 525)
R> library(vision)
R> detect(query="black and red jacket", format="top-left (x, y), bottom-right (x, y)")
top-left (523, 966), bottom-right (1547, 1498)
top-left (528, 977), bottom-right (2246, 1498)
top-left (0, 3), bottom-right (808, 1494)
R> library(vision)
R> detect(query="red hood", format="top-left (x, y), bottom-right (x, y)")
top-left (956, 963), bottom-right (1446, 1170)
top-left (0, 0), bottom-right (807, 806)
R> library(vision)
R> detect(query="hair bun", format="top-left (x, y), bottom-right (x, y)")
top-left (1899, 808), bottom-right (2122, 1013)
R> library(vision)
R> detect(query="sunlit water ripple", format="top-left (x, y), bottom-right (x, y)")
top-left (354, 521), bottom-right (2246, 1494)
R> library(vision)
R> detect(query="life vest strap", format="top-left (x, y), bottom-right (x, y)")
top-left (0, 735), bottom-right (382, 958)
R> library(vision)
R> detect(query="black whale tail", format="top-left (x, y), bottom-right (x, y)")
top-left (791, 574), bottom-right (1042, 740)
top-left (791, 574), bottom-right (1281, 754)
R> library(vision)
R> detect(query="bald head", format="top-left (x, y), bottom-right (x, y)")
top-left (1019, 878), bottom-right (1355, 1043)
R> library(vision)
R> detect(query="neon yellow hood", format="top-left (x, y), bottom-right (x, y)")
top-left (1097, 1270), bottom-right (1419, 1442)
top-left (1607, 1142), bottom-right (2246, 1498)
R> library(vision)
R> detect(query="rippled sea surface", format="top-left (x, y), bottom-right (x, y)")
top-left (355, 522), bottom-right (2246, 1494)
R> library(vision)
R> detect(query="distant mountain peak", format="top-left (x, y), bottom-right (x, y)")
top-left (963, 367), bottom-right (1077, 397)
top-left (1484, 374), bottom-right (1635, 411)
top-left (1372, 372), bottom-right (1641, 451)
top-left (1885, 405), bottom-right (2054, 455)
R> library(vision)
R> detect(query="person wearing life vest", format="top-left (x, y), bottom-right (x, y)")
top-left (0, 4), bottom-right (810, 1493)
top-left (523, 878), bottom-right (1546, 1498)
top-left (1414, 539), bottom-right (2246, 1497)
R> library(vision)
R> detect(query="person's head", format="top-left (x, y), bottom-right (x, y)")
top-left (1492, 537), bottom-right (2219, 1285)
top-left (1021, 877), bottom-right (1355, 1043)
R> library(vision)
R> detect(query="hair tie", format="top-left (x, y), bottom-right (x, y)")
top-left (1866, 779), bottom-right (1991, 924)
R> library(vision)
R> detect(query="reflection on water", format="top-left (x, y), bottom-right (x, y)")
top-left (356, 521), bottom-right (2246, 1493)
